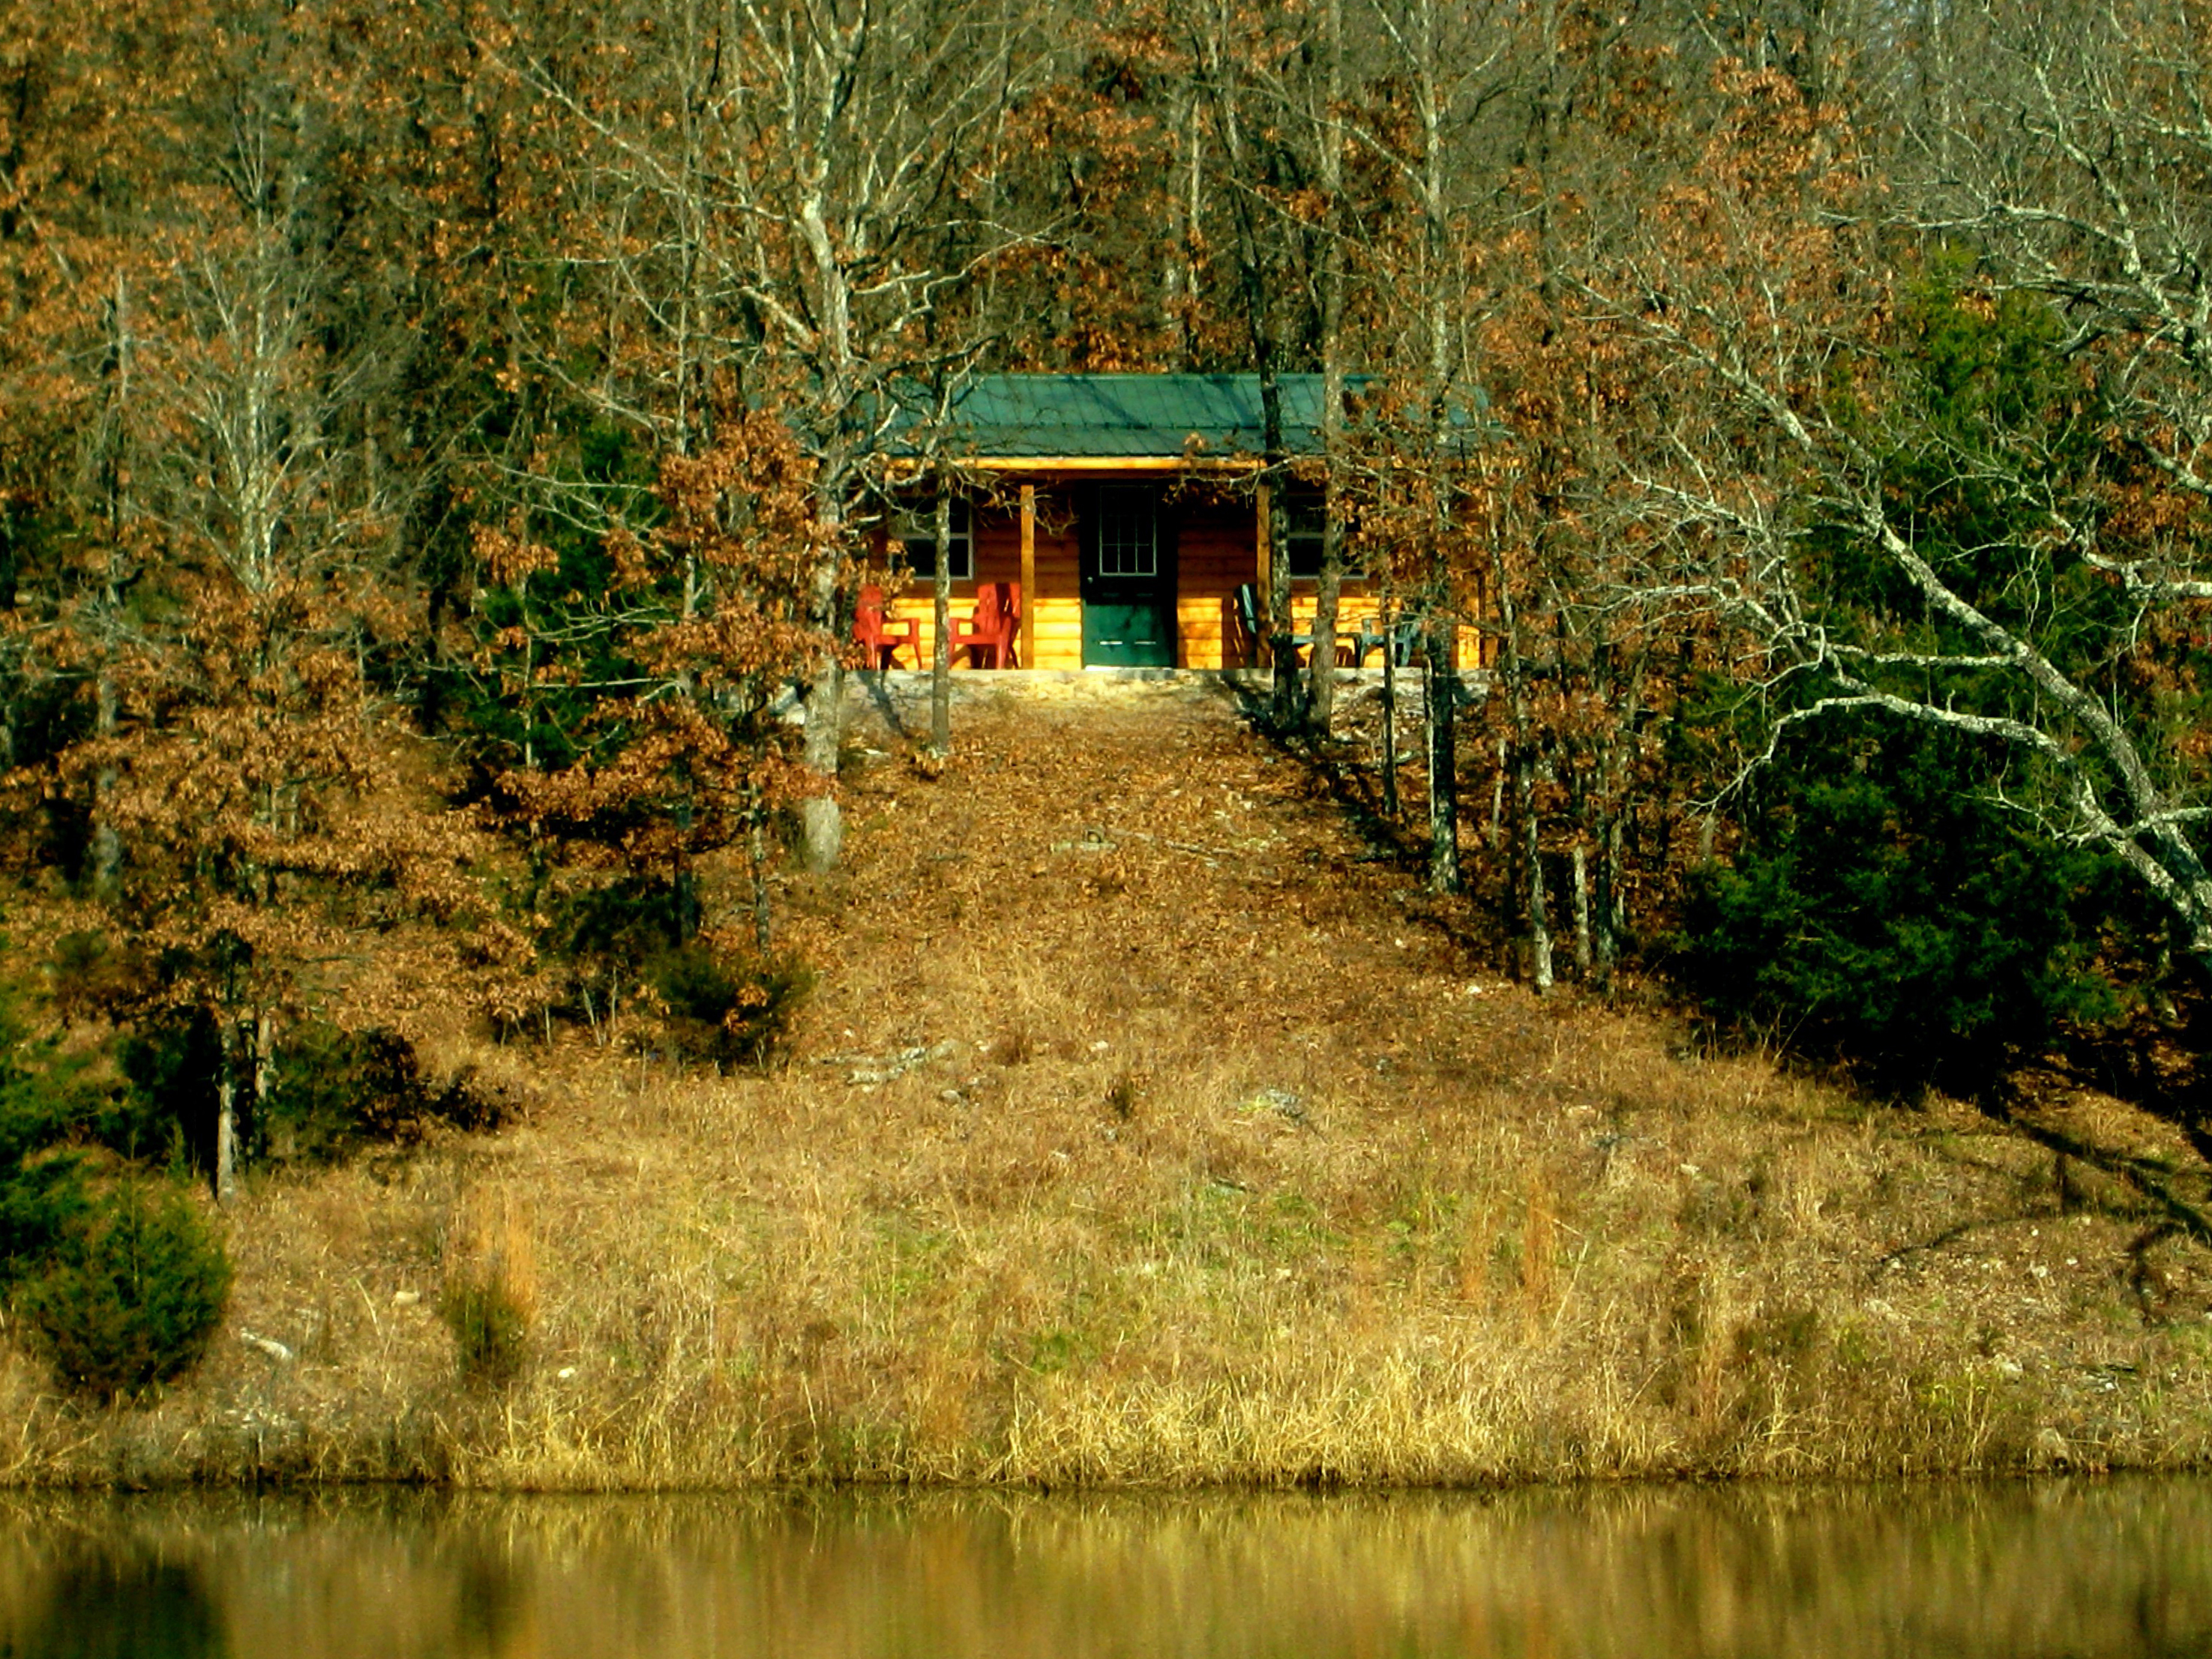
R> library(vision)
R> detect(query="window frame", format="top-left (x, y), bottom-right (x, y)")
top-left (1093, 485), bottom-right (1159, 578)
top-left (1282, 491), bottom-right (1326, 580)
top-left (894, 494), bottom-right (974, 582)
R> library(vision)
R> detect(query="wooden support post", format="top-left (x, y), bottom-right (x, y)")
top-left (1254, 483), bottom-right (1272, 588)
top-left (1019, 484), bottom-right (1036, 669)
top-left (1254, 482), bottom-right (1272, 667)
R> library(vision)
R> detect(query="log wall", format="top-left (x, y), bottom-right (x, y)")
top-left (883, 478), bottom-right (1479, 671)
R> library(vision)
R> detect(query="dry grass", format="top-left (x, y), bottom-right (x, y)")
top-left (4, 678), bottom-right (2211, 1488)
top-left (438, 1185), bottom-right (539, 1385)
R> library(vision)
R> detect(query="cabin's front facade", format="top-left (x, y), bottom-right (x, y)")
top-left (877, 374), bottom-right (1390, 672)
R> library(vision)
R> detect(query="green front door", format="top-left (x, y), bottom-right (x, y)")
top-left (1081, 484), bottom-right (1177, 667)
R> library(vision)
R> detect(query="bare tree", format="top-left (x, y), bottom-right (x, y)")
top-left (1355, 0), bottom-right (1518, 894)
top-left (1305, 0), bottom-right (1352, 735)
top-left (1170, 0), bottom-right (1311, 724)
top-left (131, 29), bottom-right (420, 1201)
top-left (1597, 52), bottom-right (2212, 975)
top-left (502, 0), bottom-right (1043, 868)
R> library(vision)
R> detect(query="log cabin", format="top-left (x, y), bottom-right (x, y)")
top-left (875, 373), bottom-right (1470, 672)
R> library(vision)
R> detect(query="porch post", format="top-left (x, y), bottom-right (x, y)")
top-left (1254, 482), bottom-right (1272, 667)
top-left (1019, 484), bottom-right (1036, 669)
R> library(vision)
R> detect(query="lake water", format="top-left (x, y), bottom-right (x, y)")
top-left (0, 1480), bottom-right (2205, 1658)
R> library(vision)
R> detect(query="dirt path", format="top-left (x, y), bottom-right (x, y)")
top-left (817, 681), bottom-right (1488, 1073)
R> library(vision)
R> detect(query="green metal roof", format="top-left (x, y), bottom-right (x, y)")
top-left (916, 373), bottom-right (1338, 458)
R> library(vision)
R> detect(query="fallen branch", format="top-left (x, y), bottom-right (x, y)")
top-left (817, 1040), bottom-right (960, 1086)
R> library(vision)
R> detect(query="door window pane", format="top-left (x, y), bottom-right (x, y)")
top-left (1096, 487), bottom-right (1156, 577)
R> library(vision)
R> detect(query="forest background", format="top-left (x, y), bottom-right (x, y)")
top-left (1, 0), bottom-right (2212, 1412)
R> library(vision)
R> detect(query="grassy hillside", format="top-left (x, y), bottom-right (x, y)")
top-left (4, 680), bottom-right (2209, 1487)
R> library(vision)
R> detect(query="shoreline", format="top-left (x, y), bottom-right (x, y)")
top-left (4, 1470), bottom-right (2210, 1505)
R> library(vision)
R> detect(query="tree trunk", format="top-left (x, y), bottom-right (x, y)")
top-left (216, 1019), bottom-right (241, 1206)
top-left (91, 269), bottom-right (129, 903)
top-left (673, 791), bottom-right (697, 941)
top-left (931, 475), bottom-right (952, 752)
top-left (799, 493), bottom-right (848, 873)
top-left (1311, 514), bottom-right (1344, 735)
top-left (1524, 770), bottom-right (1552, 991)
top-left (1571, 842), bottom-right (1592, 977)
top-left (1203, 40), bottom-right (1302, 729)
top-left (1489, 737), bottom-right (1506, 849)
top-left (1167, 85), bottom-right (1202, 364)
top-left (1380, 593), bottom-right (1401, 819)
top-left (1419, 0), bottom-right (1458, 894)
top-left (798, 699), bottom-right (844, 872)
top-left (91, 675), bottom-right (121, 903)
top-left (1305, 0), bottom-right (1347, 736)
top-left (253, 1009), bottom-right (278, 1156)
top-left (519, 570), bottom-right (537, 772)
top-left (1595, 809), bottom-right (1622, 989)
top-left (750, 813), bottom-right (773, 950)
top-left (1489, 496), bottom-right (1545, 965)
top-left (1425, 613), bottom-right (1461, 894)
top-left (1266, 476), bottom-right (1303, 729)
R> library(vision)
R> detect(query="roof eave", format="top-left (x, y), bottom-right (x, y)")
top-left (883, 454), bottom-right (1275, 479)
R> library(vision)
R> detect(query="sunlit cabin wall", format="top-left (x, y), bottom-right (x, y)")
top-left (1024, 508), bottom-right (1084, 669)
top-left (1173, 499), bottom-right (1259, 669)
top-left (883, 502), bottom-right (1077, 669)
top-left (881, 481), bottom-right (1478, 671)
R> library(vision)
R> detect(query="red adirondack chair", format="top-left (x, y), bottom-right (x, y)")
top-left (853, 584), bottom-right (919, 669)
top-left (951, 581), bottom-right (1021, 669)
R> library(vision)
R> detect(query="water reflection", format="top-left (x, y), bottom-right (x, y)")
top-left (11, 1550), bottom-right (223, 1659)
top-left (0, 1481), bottom-right (2205, 1658)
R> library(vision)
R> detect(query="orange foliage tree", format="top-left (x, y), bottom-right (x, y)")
top-left (478, 409), bottom-right (844, 996)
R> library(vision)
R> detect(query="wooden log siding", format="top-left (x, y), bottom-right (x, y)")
top-left (1027, 513), bottom-right (1084, 669)
top-left (1019, 484), bottom-right (1037, 668)
top-left (884, 502), bottom-right (1077, 669)
top-left (884, 484), bottom-right (1477, 671)
top-left (1175, 500), bottom-right (1267, 668)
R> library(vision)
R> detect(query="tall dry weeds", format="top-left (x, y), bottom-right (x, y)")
top-left (1519, 1172), bottom-right (1557, 1341)
top-left (1, 690), bottom-right (2208, 1488)
top-left (440, 1186), bottom-right (538, 1386)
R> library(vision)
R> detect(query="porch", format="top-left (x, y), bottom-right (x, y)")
top-left (879, 480), bottom-right (1406, 672)
top-left (873, 376), bottom-right (1481, 673)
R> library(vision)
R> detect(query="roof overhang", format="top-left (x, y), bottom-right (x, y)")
top-left (882, 454), bottom-right (1267, 482)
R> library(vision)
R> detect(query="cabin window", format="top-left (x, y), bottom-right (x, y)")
top-left (1094, 486), bottom-right (1158, 577)
top-left (1284, 493), bottom-right (1326, 579)
top-left (895, 496), bottom-right (973, 580)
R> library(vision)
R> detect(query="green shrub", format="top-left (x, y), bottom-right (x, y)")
top-left (108, 1008), bottom-right (221, 1167)
top-left (440, 1278), bottom-right (532, 1385)
top-left (0, 987), bottom-right (97, 1291)
top-left (0, 960), bottom-right (229, 1402)
top-left (0, 1140), bottom-right (83, 1295)
top-left (643, 943), bottom-right (813, 1068)
top-left (46, 930), bottom-right (142, 1026)
top-left (20, 1178), bottom-right (231, 1400)
top-left (118, 1015), bottom-right (499, 1171)
top-left (550, 876), bottom-right (689, 968)
top-left (258, 1024), bottom-right (502, 1162)
top-left (1676, 721), bottom-right (2121, 1094)
top-left (542, 879), bottom-right (811, 1067)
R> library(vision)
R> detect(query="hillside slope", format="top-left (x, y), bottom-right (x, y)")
top-left (6, 680), bottom-right (2210, 1486)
